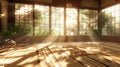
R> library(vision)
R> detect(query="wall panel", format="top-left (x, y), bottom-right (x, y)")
top-left (81, 0), bottom-right (99, 9)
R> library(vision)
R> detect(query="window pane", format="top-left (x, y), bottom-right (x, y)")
top-left (79, 9), bottom-right (98, 35)
top-left (51, 7), bottom-right (64, 36)
top-left (66, 8), bottom-right (78, 36)
top-left (101, 4), bottom-right (120, 36)
top-left (34, 5), bottom-right (49, 36)
top-left (15, 3), bottom-right (33, 36)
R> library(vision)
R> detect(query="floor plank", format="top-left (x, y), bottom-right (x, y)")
top-left (0, 42), bottom-right (120, 67)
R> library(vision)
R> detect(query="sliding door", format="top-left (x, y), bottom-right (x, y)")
top-left (51, 7), bottom-right (64, 36)
top-left (66, 8), bottom-right (78, 36)
top-left (34, 5), bottom-right (49, 36)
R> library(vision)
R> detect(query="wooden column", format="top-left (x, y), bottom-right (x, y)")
top-left (33, 4), bottom-right (35, 36)
top-left (77, 8), bottom-right (79, 36)
top-left (1, 0), bottom-right (8, 31)
top-left (64, 7), bottom-right (66, 36)
top-left (64, 7), bottom-right (67, 41)
top-left (98, 9), bottom-right (102, 36)
top-left (98, 0), bottom-right (102, 36)
top-left (49, 6), bottom-right (52, 34)
top-left (0, 1), bottom-right (1, 32)
top-left (8, 2), bottom-right (15, 30)
top-left (77, 8), bottom-right (80, 41)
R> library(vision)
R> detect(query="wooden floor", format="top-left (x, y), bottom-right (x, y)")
top-left (0, 42), bottom-right (120, 67)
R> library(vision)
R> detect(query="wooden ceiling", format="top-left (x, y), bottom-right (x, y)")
top-left (101, 0), bottom-right (120, 9)
top-left (7, 0), bottom-right (120, 9)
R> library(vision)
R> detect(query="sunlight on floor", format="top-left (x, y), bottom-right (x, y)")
top-left (0, 42), bottom-right (120, 67)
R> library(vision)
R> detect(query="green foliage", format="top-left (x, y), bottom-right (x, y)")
top-left (35, 30), bottom-right (49, 36)
top-left (99, 12), bottom-right (113, 28)
top-left (97, 12), bottom-right (113, 35)
top-left (34, 10), bottom-right (42, 25)
top-left (1, 25), bottom-right (31, 39)
top-left (81, 10), bottom-right (113, 36)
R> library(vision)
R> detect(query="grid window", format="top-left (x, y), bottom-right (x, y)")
top-left (101, 4), bottom-right (120, 36)
top-left (66, 8), bottom-right (78, 36)
top-left (34, 5), bottom-right (49, 36)
top-left (51, 7), bottom-right (64, 36)
top-left (15, 4), bottom-right (99, 36)
top-left (79, 9), bottom-right (98, 35)
top-left (15, 4), bottom-right (33, 36)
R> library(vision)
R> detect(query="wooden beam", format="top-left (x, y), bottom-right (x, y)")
top-left (80, 0), bottom-right (99, 9)
top-left (49, 6), bottom-right (52, 34)
top-left (64, 7), bottom-right (66, 36)
top-left (1, 0), bottom-right (8, 31)
top-left (8, 0), bottom-right (100, 10)
top-left (8, 3), bottom-right (15, 29)
top-left (33, 5), bottom-right (35, 36)
top-left (77, 9), bottom-right (79, 36)
top-left (8, 0), bottom-right (53, 6)
top-left (98, 0), bottom-right (101, 10)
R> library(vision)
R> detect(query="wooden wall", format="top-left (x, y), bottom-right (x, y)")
top-left (15, 36), bottom-right (99, 44)
top-left (99, 36), bottom-right (120, 43)
top-left (1, 0), bottom-right (8, 31)
top-left (8, 3), bottom-right (15, 29)
top-left (81, 0), bottom-right (99, 9)
top-left (15, 36), bottom-right (120, 44)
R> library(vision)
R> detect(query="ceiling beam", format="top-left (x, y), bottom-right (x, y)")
top-left (8, 0), bottom-right (100, 9)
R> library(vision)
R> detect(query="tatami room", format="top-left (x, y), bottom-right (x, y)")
top-left (0, 0), bottom-right (120, 67)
